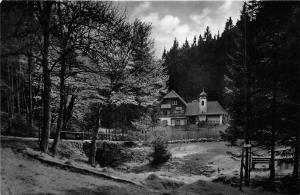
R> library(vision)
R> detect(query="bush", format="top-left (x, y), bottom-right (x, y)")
top-left (149, 136), bottom-right (171, 166)
top-left (83, 141), bottom-right (131, 167)
top-left (198, 121), bottom-right (206, 127)
top-left (96, 142), bottom-right (132, 167)
top-left (220, 128), bottom-right (238, 145)
top-left (122, 141), bottom-right (137, 148)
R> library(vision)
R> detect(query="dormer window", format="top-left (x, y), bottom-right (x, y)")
top-left (201, 101), bottom-right (204, 106)
top-left (171, 100), bottom-right (177, 105)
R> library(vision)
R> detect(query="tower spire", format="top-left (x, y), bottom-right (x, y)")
top-left (200, 88), bottom-right (207, 97)
top-left (199, 89), bottom-right (207, 113)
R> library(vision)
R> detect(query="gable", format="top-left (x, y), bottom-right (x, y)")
top-left (162, 90), bottom-right (187, 105)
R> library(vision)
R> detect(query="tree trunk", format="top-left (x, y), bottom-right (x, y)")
top-left (244, 70), bottom-right (250, 186)
top-left (61, 93), bottom-right (76, 133)
top-left (294, 67), bottom-right (300, 187)
top-left (11, 67), bottom-right (15, 115)
top-left (293, 99), bottom-right (300, 187)
top-left (39, 2), bottom-right (53, 153)
top-left (28, 53), bottom-right (33, 127)
top-left (52, 54), bottom-right (67, 154)
top-left (297, 126), bottom-right (300, 189)
top-left (294, 127), bottom-right (299, 180)
top-left (270, 90), bottom-right (277, 186)
top-left (244, 112), bottom-right (250, 186)
top-left (8, 65), bottom-right (13, 132)
top-left (89, 104), bottom-right (102, 167)
top-left (243, 13), bottom-right (250, 186)
top-left (298, 69), bottom-right (300, 187)
top-left (17, 63), bottom-right (21, 113)
top-left (7, 93), bottom-right (11, 129)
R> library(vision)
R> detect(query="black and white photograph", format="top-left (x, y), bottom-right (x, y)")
top-left (1, 0), bottom-right (299, 194)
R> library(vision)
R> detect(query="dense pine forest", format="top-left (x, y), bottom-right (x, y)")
top-left (162, 25), bottom-right (228, 104)
top-left (162, 18), bottom-right (235, 105)
top-left (162, 1), bottom-right (300, 188)
top-left (1, 1), bottom-right (299, 192)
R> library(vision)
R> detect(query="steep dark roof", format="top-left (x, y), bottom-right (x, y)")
top-left (185, 101), bottom-right (199, 116)
top-left (162, 90), bottom-right (187, 105)
top-left (206, 101), bottom-right (227, 115)
top-left (186, 100), bottom-right (227, 116)
top-left (200, 90), bottom-right (207, 97)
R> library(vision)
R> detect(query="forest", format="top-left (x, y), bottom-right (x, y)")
top-left (1, 0), bottom-right (299, 192)
top-left (163, 1), bottom-right (300, 189)
top-left (1, 1), bottom-right (167, 165)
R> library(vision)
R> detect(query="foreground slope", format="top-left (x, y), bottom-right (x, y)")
top-left (1, 138), bottom-right (282, 195)
top-left (1, 146), bottom-right (154, 195)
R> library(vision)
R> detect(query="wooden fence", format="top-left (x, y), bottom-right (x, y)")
top-left (60, 125), bottom-right (226, 142)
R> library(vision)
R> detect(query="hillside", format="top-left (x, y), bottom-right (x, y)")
top-left (1, 137), bottom-right (284, 195)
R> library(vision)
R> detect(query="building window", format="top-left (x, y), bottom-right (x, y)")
top-left (171, 100), bottom-right (177, 105)
top-left (201, 101), bottom-right (204, 106)
top-left (161, 104), bottom-right (171, 109)
top-left (175, 107), bottom-right (183, 114)
top-left (171, 120), bottom-right (175, 126)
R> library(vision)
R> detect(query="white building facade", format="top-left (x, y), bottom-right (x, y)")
top-left (158, 90), bottom-right (227, 126)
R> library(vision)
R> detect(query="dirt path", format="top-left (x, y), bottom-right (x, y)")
top-left (1, 147), bottom-right (155, 195)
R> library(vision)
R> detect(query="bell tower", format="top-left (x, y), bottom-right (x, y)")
top-left (199, 89), bottom-right (207, 113)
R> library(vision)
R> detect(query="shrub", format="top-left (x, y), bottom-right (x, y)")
top-left (149, 136), bottom-right (171, 166)
top-left (220, 128), bottom-right (238, 145)
top-left (83, 141), bottom-right (131, 167)
top-left (198, 121), bottom-right (206, 127)
top-left (122, 141), bottom-right (137, 148)
top-left (56, 142), bottom-right (76, 158)
top-left (96, 142), bottom-right (131, 167)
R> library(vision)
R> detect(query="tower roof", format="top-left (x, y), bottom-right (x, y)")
top-left (200, 89), bottom-right (207, 97)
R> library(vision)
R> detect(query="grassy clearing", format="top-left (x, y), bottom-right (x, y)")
top-left (146, 125), bottom-right (227, 141)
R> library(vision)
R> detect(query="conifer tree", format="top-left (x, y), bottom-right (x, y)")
top-left (191, 36), bottom-right (197, 48)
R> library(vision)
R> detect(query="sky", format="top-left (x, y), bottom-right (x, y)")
top-left (116, 1), bottom-right (244, 58)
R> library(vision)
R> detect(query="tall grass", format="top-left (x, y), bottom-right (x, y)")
top-left (147, 125), bottom-right (227, 141)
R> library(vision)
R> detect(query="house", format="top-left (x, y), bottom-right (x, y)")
top-left (158, 90), bottom-right (188, 126)
top-left (157, 89), bottom-right (227, 126)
